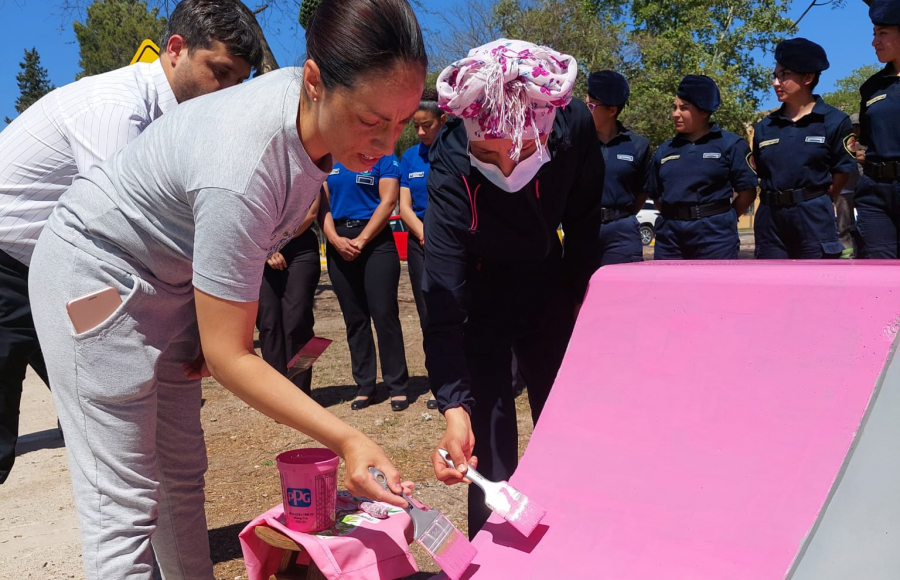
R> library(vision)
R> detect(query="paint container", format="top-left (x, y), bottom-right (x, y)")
top-left (276, 448), bottom-right (339, 532)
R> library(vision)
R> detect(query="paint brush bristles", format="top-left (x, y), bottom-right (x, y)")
top-left (417, 512), bottom-right (478, 580)
top-left (439, 448), bottom-right (547, 537)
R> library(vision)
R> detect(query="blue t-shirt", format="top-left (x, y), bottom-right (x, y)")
top-left (598, 123), bottom-right (652, 208)
top-left (399, 142), bottom-right (430, 219)
top-left (649, 125), bottom-right (757, 205)
top-left (326, 155), bottom-right (400, 220)
top-left (753, 97), bottom-right (855, 193)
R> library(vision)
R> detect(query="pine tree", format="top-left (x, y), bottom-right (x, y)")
top-left (73, 0), bottom-right (166, 80)
top-left (5, 48), bottom-right (56, 124)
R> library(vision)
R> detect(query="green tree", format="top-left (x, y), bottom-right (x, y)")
top-left (623, 0), bottom-right (795, 145)
top-left (73, 0), bottom-right (166, 79)
top-left (823, 63), bottom-right (882, 114)
top-left (5, 47), bottom-right (56, 124)
top-left (433, 0), bottom-right (797, 146)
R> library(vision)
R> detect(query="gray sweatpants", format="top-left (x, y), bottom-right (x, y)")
top-left (29, 229), bottom-right (213, 580)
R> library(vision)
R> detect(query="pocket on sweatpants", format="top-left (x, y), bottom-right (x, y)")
top-left (71, 263), bottom-right (158, 403)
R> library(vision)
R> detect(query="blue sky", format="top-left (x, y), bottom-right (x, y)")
top-left (0, 0), bottom-right (881, 122)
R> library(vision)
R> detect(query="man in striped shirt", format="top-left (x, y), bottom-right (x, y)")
top-left (0, 0), bottom-right (262, 484)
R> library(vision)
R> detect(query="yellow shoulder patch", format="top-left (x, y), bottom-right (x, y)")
top-left (866, 94), bottom-right (887, 107)
top-left (661, 155), bottom-right (681, 165)
top-left (759, 138), bottom-right (780, 148)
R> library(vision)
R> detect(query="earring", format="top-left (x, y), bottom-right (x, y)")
top-left (313, 97), bottom-right (318, 102)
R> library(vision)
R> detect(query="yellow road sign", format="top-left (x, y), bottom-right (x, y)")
top-left (130, 39), bottom-right (160, 65)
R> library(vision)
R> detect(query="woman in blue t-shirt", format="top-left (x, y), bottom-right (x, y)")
top-left (321, 154), bottom-right (410, 411)
top-left (399, 88), bottom-right (445, 409)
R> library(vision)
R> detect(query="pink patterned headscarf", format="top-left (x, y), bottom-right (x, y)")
top-left (436, 39), bottom-right (578, 162)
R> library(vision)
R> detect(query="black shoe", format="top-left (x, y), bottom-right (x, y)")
top-left (426, 398), bottom-right (438, 410)
top-left (390, 398), bottom-right (409, 412)
top-left (351, 397), bottom-right (370, 410)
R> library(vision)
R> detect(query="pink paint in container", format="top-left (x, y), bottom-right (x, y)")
top-left (276, 448), bottom-right (339, 533)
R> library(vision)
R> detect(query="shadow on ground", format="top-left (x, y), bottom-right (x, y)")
top-left (209, 520), bottom-right (251, 564)
top-left (310, 375), bottom-right (431, 409)
top-left (15, 428), bottom-right (65, 456)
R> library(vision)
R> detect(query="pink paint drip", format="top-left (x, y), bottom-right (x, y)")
top-left (359, 501), bottom-right (390, 519)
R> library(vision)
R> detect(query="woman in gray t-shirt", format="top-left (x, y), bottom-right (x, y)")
top-left (28, 1), bottom-right (427, 579)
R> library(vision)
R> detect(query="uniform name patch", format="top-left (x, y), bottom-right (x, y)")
top-left (661, 155), bottom-right (680, 165)
top-left (329, 168), bottom-right (340, 175)
top-left (409, 171), bottom-right (425, 178)
top-left (616, 154), bottom-right (634, 162)
top-left (759, 139), bottom-right (780, 148)
top-left (805, 136), bottom-right (826, 144)
top-left (867, 94), bottom-right (887, 107)
top-left (356, 175), bottom-right (375, 185)
top-left (703, 152), bottom-right (721, 159)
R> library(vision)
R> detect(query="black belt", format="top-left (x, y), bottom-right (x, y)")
top-left (864, 160), bottom-right (900, 181)
top-left (600, 207), bottom-right (632, 224)
top-left (335, 218), bottom-right (369, 228)
top-left (759, 187), bottom-right (827, 207)
top-left (658, 199), bottom-right (732, 221)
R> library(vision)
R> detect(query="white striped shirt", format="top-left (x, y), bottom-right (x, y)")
top-left (0, 60), bottom-right (176, 266)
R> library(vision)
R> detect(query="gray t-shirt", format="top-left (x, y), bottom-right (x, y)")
top-left (47, 68), bottom-right (328, 302)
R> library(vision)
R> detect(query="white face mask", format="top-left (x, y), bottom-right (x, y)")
top-left (469, 147), bottom-right (552, 193)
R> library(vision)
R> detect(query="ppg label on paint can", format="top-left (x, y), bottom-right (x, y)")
top-left (286, 487), bottom-right (312, 508)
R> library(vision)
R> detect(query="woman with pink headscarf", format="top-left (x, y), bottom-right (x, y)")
top-left (423, 39), bottom-right (606, 535)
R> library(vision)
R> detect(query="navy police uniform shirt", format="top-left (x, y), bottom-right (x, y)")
top-left (649, 125), bottom-right (757, 205)
top-left (598, 122), bottom-right (652, 208)
top-left (753, 96), bottom-right (856, 192)
top-left (859, 63), bottom-right (900, 163)
top-left (326, 155), bottom-right (400, 220)
top-left (399, 142), bottom-right (430, 219)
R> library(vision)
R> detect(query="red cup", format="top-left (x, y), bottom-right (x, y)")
top-left (276, 448), bottom-right (339, 532)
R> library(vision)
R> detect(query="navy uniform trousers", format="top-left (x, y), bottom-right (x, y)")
top-left (754, 195), bottom-right (844, 259)
top-left (256, 229), bottom-right (321, 394)
top-left (0, 248), bottom-right (49, 484)
top-left (327, 225), bottom-right (409, 398)
top-left (463, 255), bottom-right (575, 536)
top-left (855, 175), bottom-right (900, 258)
top-left (653, 211), bottom-right (740, 260)
top-left (599, 215), bottom-right (644, 266)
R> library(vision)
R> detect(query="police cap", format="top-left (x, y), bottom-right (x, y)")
top-left (676, 75), bottom-right (721, 113)
top-left (775, 38), bottom-right (830, 73)
top-left (871, 0), bottom-right (900, 26)
top-left (587, 70), bottom-right (630, 108)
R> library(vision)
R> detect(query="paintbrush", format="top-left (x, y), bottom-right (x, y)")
top-left (438, 448), bottom-right (546, 537)
top-left (369, 467), bottom-right (476, 580)
top-left (286, 337), bottom-right (332, 380)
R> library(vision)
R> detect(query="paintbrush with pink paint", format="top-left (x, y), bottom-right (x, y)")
top-left (369, 467), bottom-right (476, 580)
top-left (439, 448), bottom-right (546, 537)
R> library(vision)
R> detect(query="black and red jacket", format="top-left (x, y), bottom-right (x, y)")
top-left (422, 100), bottom-right (606, 413)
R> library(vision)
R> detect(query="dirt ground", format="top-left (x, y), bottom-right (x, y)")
top-left (0, 235), bottom-right (754, 580)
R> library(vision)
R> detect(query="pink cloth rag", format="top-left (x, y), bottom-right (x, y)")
top-left (239, 492), bottom-right (418, 580)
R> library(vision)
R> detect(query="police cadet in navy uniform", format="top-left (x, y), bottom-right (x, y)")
top-left (753, 38), bottom-right (854, 259)
top-left (585, 71), bottom-right (650, 264)
top-left (650, 75), bottom-right (758, 260)
top-left (399, 88), bottom-right (446, 409)
top-left (856, 0), bottom-right (900, 258)
top-left (320, 155), bottom-right (411, 411)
